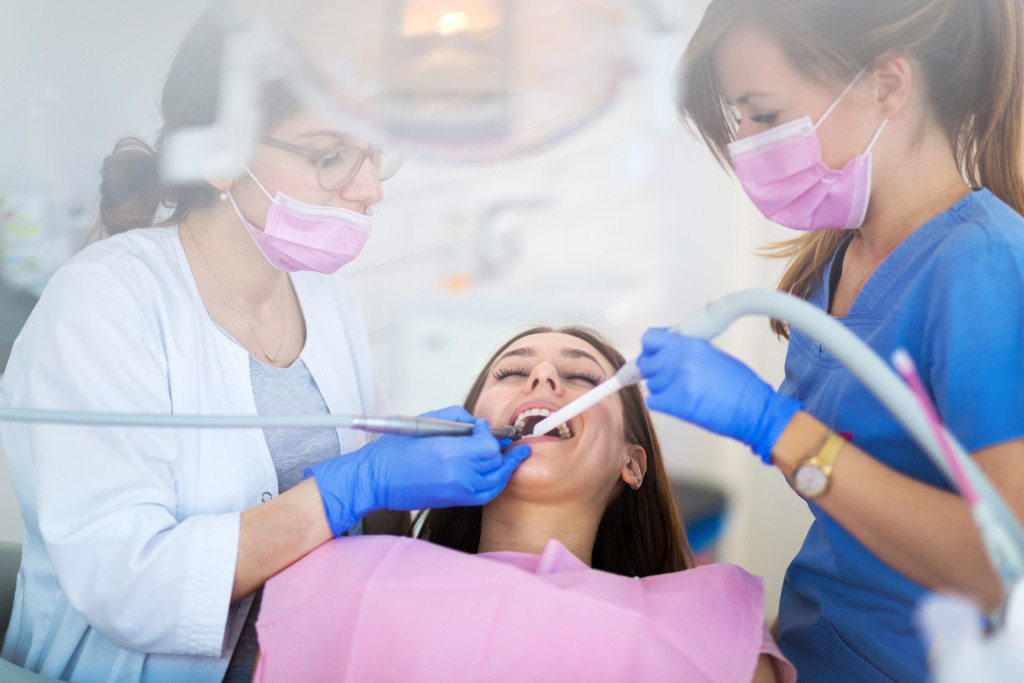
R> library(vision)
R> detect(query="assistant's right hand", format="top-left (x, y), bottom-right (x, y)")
top-left (304, 406), bottom-right (532, 537)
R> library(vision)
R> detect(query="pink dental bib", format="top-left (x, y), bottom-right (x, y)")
top-left (254, 536), bottom-right (794, 682)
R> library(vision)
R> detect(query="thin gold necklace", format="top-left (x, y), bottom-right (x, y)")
top-left (187, 227), bottom-right (287, 365)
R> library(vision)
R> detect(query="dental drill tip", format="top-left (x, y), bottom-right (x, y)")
top-left (490, 424), bottom-right (521, 440)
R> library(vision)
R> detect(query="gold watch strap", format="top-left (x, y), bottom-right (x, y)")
top-left (806, 430), bottom-right (845, 475)
top-left (811, 432), bottom-right (843, 475)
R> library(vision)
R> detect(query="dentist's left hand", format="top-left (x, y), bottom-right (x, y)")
top-left (305, 406), bottom-right (531, 537)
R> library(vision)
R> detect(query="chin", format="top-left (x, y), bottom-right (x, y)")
top-left (499, 457), bottom-right (566, 497)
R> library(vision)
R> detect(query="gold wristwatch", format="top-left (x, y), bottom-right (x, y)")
top-left (792, 430), bottom-right (845, 498)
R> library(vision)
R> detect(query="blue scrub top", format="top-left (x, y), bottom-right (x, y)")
top-left (776, 189), bottom-right (1024, 682)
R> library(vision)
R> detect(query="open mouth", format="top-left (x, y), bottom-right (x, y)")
top-left (512, 408), bottom-right (573, 440)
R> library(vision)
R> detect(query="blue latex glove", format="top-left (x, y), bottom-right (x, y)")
top-left (635, 328), bottom-right (803, 463)
top-left (305, 406), bottom-right (531, 536)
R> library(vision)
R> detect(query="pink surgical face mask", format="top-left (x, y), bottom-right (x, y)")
top-left (727, 73), bottom-right (887, 231)
top-left (226, 170), bottom-right (373, 274)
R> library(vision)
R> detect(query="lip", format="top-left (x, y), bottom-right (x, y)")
top-left (505, 400), bottom-right (576, 443)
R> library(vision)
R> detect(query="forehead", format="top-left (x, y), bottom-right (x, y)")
top-left (711, 19), bottom-right (798, 102)
top-left (267, 108), bottom-right (354, 143)
top-left (494, 333), bottom-right (615, 373)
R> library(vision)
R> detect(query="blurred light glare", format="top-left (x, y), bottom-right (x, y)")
top-left (438, 12), bottom-right (470, 35)
top-left (401, 0), bottom-right (503, 35)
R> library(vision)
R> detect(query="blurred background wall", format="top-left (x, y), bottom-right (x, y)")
top-left (0, 0), bottom-right (812, 622)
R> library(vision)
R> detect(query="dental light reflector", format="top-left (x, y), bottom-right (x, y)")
top-left (163, 0), bottom-right (633, 181)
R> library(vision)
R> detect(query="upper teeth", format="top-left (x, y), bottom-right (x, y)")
top-left (513, 408), bottom-right (571, 439)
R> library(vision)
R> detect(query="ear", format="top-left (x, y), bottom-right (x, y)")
top-left (204, 177), bottom-right (234, 195)
top-left (620, 445), bottom-right (647, 491)
top-left (870, 52), bottom-right (913, 120)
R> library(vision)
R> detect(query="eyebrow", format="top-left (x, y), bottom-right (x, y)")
top-left (733, 92), bottom-right (778, 108)
top-left (493, 346), bottom-right (606, 371)
top-left (727, 92), bottom-right (773, 107)
top-left (295, 130), bottom-right (352, 144)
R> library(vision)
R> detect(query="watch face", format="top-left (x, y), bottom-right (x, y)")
top-left (795, 465), bottom-right (827, 497)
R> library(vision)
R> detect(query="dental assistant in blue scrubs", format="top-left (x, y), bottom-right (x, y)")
top-left (635, 0), bottom-right (1024, 681)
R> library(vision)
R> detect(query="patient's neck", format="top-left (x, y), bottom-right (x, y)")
top-left (477, 498), bottom-right (601, 566)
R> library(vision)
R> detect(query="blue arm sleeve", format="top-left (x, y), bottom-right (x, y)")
top-left (926, 231), bottom-right (1024, 452)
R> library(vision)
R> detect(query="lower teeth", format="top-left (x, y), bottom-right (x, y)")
top-left (521, 425), bottom-right (570, 439)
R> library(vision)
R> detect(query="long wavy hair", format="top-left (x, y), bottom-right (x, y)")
top-left (416, 326), bottom-right (692, 577)
top-left (677, 0), bottom-right (1024, 336)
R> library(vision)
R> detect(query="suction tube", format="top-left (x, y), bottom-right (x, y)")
top-left (0, 407), bottom-right (516, 439)
top-left (0, 407), bottom-right (358, 429)
top-left (664, 289), bottom-right (1024, 600)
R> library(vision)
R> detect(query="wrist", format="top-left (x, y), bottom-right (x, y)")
top-left (768, 412), bottom-right (829, 477)
top-left (305, 446), bottom-right (379, 537)
top-left (292, 479), bottom-right (335, 546)
top-left (751, 394), bottom-right (803, 464)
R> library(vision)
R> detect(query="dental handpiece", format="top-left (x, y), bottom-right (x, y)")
top-left (352, 415), bottom-right (520, 440)
top-left (0, 407), bottom-right (520, 441)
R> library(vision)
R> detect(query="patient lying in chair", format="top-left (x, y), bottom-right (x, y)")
top-left (254, 326), bottom-right (795, 682)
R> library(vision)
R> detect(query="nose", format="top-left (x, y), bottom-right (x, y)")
top-left (340, 156), bottom-right (383, 205)
top-left (528, 363), bottom-right (563, 394)
top-left (735, 119), bottom-right (758, 140)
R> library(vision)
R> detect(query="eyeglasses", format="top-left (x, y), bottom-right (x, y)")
top-left (261, 137), bottom-right (405, 191)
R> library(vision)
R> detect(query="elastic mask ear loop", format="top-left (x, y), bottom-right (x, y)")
top-left (811, 68), bottom-right (868, 132)
top-left (243, 167), bottom-right (276, 203)
top-left (223, 168), bottom-right (276, 229)
top-left (223, 168), bottom-right (272, 233)
top-left (223, 190), bottom-right (248, 226)
top-left (223, 179), bottom-right (280, 268)
top-left (863, 119), bottom-right (888, 155)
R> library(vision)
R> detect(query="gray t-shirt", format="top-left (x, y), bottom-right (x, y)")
top-left (224, 356), bottom-right (358, 682)
top-left (249, 355), bottom-right (344, 491)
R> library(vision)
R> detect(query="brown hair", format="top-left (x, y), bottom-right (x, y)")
top-left (678, 0), bottom-right (1024, 336)
top-left (416, 326), bottom-right (692, 577)
top-left (90, 6), bottom-right (302, 240)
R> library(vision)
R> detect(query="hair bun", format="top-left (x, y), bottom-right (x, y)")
top-left (97, 137), bottom-right (163, 235)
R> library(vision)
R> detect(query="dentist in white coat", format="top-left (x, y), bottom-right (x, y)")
top-left (0, 7), bottom-right (530, 681)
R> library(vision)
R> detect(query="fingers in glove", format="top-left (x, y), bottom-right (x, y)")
top-left (645, 392), bottom-right (691, 418)
top-left (467, 419), bottom-right (507, 471)
top-left (637, 347), bottom-right (688, 393)
top-left (640, 326), bottom-right (674, 352)
top-left (419, 405), bottom-right (476, 423)
top-left (472, 443), bottom-right (532, 502)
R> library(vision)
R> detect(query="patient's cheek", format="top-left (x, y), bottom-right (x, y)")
top-left (472, 394), bottom-right (504, 425)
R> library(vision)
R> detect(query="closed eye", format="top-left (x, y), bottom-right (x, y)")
top-left (565, 371), bottom-right (601, 386)
top-left (750, 112), bottom-right (778, 125)
top-left (493, 366), bottom-right (529, 381)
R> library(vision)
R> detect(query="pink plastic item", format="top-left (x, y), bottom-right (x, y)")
top-left (255, 536), bottom-right (794, 682)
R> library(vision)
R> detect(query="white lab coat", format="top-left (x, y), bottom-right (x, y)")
top-left (0, 227), bottom-right (384, 681)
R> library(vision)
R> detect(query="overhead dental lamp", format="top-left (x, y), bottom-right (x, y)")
top-left (162, 0), bottom-right (635, 182)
